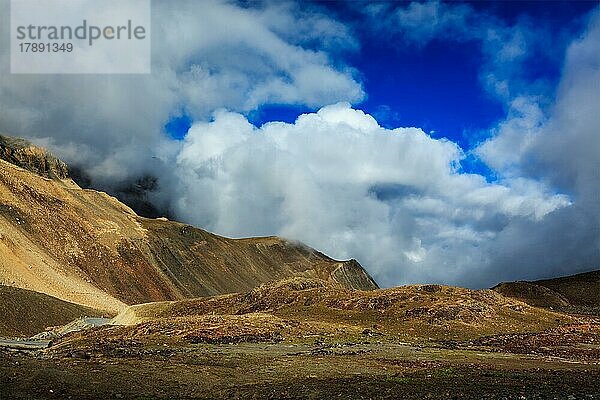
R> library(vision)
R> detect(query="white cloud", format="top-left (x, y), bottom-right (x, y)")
top-left (0, 0), bottom-right (363, 186)
top-left (468, 9), bottom-right (600, 284)
top-left (173, 103), bottom-right (569, 287)
top-left (385, 1), bottom-right (475, 44)
top-left (476, 96), bottom-right (545, 175)
top-left (476, 9), bottom-right (600, 203)
top-left (355, 2), bottom-right (600, 285)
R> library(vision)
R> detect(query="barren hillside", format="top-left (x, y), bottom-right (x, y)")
top-left (103, 277), bottom-right (572, 345)
top-left (0, 285), bottom-right (103, 337)
top-left (494, 269), bottom-right (600, 313)
top-left (0, 135), bottom-right (377, 314)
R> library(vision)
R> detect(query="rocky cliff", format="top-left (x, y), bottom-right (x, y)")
top-left (0, 135), bottom-right (69, 179)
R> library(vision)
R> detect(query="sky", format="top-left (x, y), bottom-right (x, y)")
top-left (0, 0), bottom-right (599, 288)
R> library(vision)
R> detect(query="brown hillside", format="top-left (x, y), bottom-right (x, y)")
top-left (535, 270), bottom-right (600, 307)
top-left (0, 285), bottom-right (102, 337)
top-left (0, 135), bottom-right (377, 313)
top-left (494, 270), bottom-right (600, 311)
top-left (493, 281), bottom-right (571, 309)
top-left (107, 278), bottom-right (572, 344)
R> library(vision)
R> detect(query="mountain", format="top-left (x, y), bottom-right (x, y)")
top-left (493, 269), bottom-right (600, 312)
top-left (3, 137), bottom-right (599, 400)
top-left (0, 135), bottom-right (69, 179)
top-left (59, 277), bottom-right (572, 351)
top-left (0, 134), bottom-right (378, 315)
top-left (0, 285), bottom-right (102, 337)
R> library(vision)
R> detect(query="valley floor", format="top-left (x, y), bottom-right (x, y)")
top-left (2, 336), bottom-right (600, 399)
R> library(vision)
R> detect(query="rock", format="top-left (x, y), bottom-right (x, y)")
top-left (421, 284), bottom-right (442, 293)
top-left (0, 134), bottom-right (69, 179)
top-left (70, 350), bottom-right (91, 359)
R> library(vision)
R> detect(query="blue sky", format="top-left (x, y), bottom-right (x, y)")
top-left (163, 1), bottom-right (595, 138)
top-left (165, 1), bottom-right (596, 178)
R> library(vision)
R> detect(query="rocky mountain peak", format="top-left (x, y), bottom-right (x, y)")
top-left (0, 134), bottom-right (69, 180)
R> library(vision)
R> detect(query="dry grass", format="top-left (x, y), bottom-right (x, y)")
top-left (78, 277), bottom-right (575, 349)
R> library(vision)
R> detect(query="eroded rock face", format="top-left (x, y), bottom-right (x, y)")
top-left (331, 259), bottom-right (379, 291)
top-left (0, 135), bottom-right (69, 179)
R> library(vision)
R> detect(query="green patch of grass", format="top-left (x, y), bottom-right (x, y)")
top-left (432, 367), bottom-right (462, 378)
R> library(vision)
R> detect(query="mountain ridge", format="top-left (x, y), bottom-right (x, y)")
top-left (0, 134), bottom-right (378, 314)
top-left (493, 269), bottom-right (600, 312)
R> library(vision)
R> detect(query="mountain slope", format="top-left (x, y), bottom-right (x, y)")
top-left (99, 278), bottom-right (573, 345)
top-left (493, 269), bottom-right (600, 311)
top-left (0, 135), bottom-right (377, 313)
top-left (534, 270), bottom-right (600, 307)
top-left (0, 285), bottom-right (103, 337)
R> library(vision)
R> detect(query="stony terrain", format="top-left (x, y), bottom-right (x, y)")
top-left (101, 277), bottom-right (573, 344)
top-left (0, 277), bottom-right (590, 399)
top-left (2, 308), bottom-right (600, 399)
top-left (3, 339), bottom-right (600, 400)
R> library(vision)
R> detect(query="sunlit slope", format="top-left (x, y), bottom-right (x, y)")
top-left (107, 278), bottom-right (572, 344)
top-left (0, 135), bottom-right (377, 313)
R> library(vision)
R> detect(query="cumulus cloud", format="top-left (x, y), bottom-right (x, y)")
top-left (476, 96), bottom-right (546, 175)
top-left (347, 1), bottom-right (600, 285)
top-left (167, 4), bottom-right (600, 288)
top-left (173, 102), bottom-right (569, 287)
top-left (0, 0), bottom-right (363, 188)
top-left (471, 9), bottom-right (600, 284)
